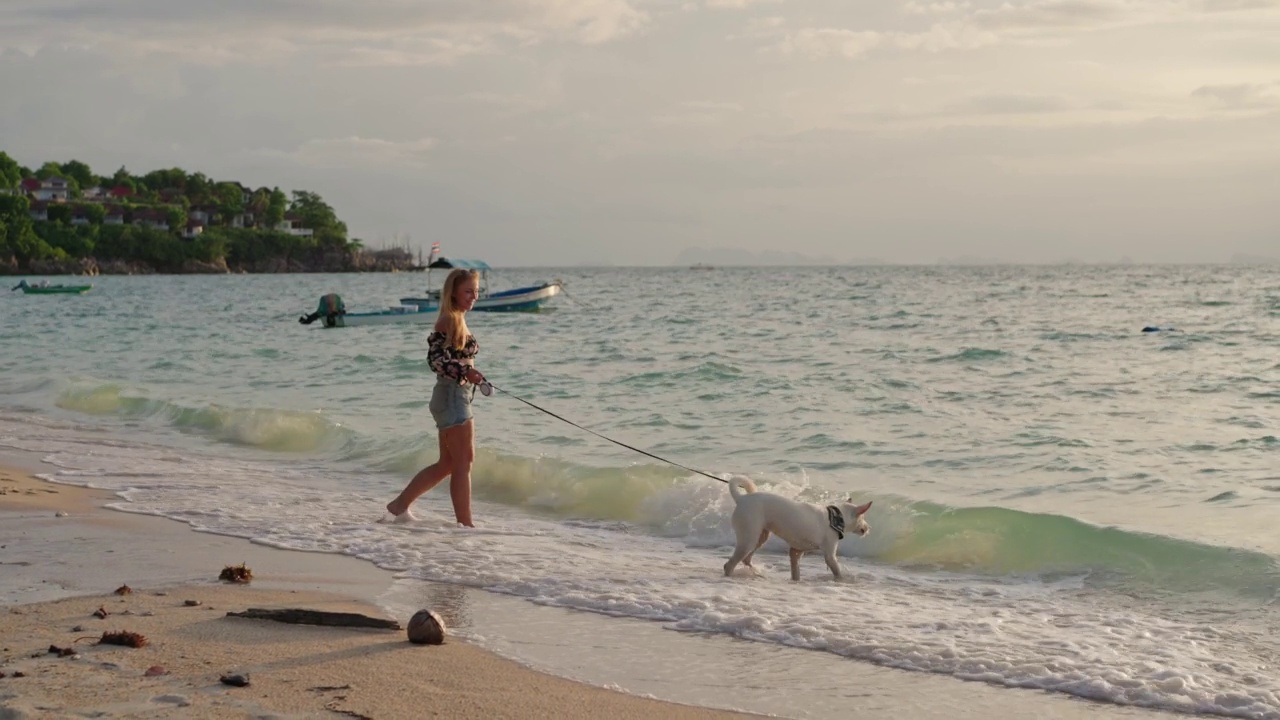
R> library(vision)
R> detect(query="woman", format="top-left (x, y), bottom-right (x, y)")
top-left (385, 268), bottom-right (485, 526)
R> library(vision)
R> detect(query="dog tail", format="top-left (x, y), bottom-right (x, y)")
top-left (728, 476), bottom-right (757, 503)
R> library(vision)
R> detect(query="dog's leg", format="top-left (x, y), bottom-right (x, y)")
top-left (724, 531), bottom-right (754, 577)
top-left (788, 547), bottom-right (803, 581)
top-left (822, 544), bottom-right (842, 580)
top-left (743, 529), bottom-right (770, 568)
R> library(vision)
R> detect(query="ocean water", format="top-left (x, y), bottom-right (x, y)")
top-left (2, 265), bottom-right (1278, 719)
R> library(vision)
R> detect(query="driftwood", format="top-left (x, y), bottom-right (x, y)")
top-left (225, 608), bottom-right (401, 630)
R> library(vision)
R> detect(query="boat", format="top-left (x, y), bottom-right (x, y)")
top-left (298, 297), bottom-right (436, 328)
top-left (398, 251), bottom-right (561, 313)
top-left (11, 279), bottom-right (93, 295)
top-left (298, 248), bottom-right (563, 329)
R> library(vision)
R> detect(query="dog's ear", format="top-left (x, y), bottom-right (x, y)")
top-left (851, 500), bottom-right (872, 516)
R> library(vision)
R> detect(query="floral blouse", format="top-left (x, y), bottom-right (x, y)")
top-left (428, 331), bottom-right (478, 384)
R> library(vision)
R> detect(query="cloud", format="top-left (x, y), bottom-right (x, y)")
top-left (705, 0), bottom-right (783, 8)
top-left (777, 28), bottom-right (884, 58)
top-left (947, 94), bottom-right (1074, 115)
top-left (738, 0), bottom-right (1280, 63)
top-left (4, 0), bottom-right (1279, 265)
top-left (1195, 0), bottom-right (1280, 11)
top-left (970, 0), bottom-right (1280, 34)
top-left (971, 0), bottom-right (1128, 32)
top-left (775, 22), bottom-right (997, 58)
top-left (0, 0), bottom-right (649, 63)
top-left (681, 100), bottom-right (745, 111)
top-left (904, 1), bottom-right (972, 15)
top-left (1191, 82), bottom-right (1279, 108)
top-left (650, 100), bottom-right (745, 125)
top-left (254, 136), bottom-right (439, 170)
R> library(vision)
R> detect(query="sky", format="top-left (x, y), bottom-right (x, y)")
top-left (1, 0), bottom-right (1278, 266)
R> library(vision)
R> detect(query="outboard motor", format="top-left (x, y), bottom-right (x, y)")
top-left (299, 293), bottom-right (346, 327)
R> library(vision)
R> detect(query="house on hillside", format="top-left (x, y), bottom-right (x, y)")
top-left (189, 206), bottom-right (214, 225)
top-left (103, 206), bottom-right (125, 225)
top-left (131, 208), bottom-right (170, 231)
top-left (82, 186), bottom-right (107, 201)
top-left (70, 209), bottom-right (92, 226)
top-left (108, 185), bottom-right (133, 200)
top-left (181, 219), bottom-right (204, 240)
top-left (159, 188), bottom-right (185, 204)
top-left (30, 177), bottom-right (70, 202)
top-left (29, 201), bottom-right (48, 221)
top-left (275, 215), bottom-right (314, 237)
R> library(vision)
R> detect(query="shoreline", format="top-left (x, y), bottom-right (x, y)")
top-left (0, 460), bottom-right (761, 719)
top-left (1, 456), bottom-right (1188, 720)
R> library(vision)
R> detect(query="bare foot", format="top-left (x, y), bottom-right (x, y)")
top-left (382, 501), bottom-right (418, 524)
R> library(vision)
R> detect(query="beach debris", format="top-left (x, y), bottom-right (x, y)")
top-left (184, 600), bottom-right (202, 607)
top-left (225, 608), bottom-right (400, 630)
top-left (55, 511), bottom-right (68, 517)
top-left (96, 630), bottom-right (148, 648)
top-left (72, 625), bottom-right (84, 632)
top-left (218, 563), bottom-right (253, 583)
top-left (145, 665), bottom-right (170, 677)
top-left (11, 671), bottom-right (24, 678)
top-left (324, 702), bottom-right (373, 720)
top-left (308, 684), bottom-right (353, 692)
top-left (93, 607), bottom-right (109, 619)
top-left (219, 673), bottom-right (250, 687)
top-left (406, 609), bottom-right (446, 645)
top-left (155, 592), bottom-right (169, 597)
top-left (114, 584), bottom-right (133, 596)
top-left (48, 644), bottom-right (76, 657)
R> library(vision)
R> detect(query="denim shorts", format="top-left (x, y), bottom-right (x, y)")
top-left (429, 377), bottom-right (473, 429)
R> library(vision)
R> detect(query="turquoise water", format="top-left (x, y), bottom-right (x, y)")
top-left (2, 265), bottom-right (1278, 718)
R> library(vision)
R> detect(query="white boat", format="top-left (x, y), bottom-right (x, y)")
top-left (398, 254), bottom-right (561, 313)
top-left (297, 250), bottom-right (562, 328)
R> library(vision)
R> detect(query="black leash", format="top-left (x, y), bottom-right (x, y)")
top-left (485, 382), bottom-right (727, 484)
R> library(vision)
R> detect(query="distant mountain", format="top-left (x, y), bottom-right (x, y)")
top-left (933, 255), bottom-right (1008, 266)
top-left (673, 246), bottom-right (883, 267)
top-left (1230, 253), bottom-right (1280, 265)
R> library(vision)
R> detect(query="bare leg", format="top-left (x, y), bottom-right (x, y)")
top-left (386, 432), bottom-right (453, 516)
top-left (789, 548), bottom-right (803, 581)
top-left (444, 419), bottom-right (476, 527)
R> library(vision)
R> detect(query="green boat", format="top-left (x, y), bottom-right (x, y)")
top-left (11, 279), bottom-right (94, 295)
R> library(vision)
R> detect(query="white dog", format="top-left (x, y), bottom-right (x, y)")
top-left (723, 477), bottom-right (871, 581)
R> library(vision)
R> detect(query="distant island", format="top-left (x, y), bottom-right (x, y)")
top-left (674, 246), bottom-right (866, 267)
top-left (0, 152), bottom-right (415, 275)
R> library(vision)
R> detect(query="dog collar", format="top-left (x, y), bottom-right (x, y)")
top-left (826, 505), bottom-right (845, 540)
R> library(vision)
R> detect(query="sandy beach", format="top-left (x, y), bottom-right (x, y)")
top-left (0, 462), bottom-right (759, 720)
top-left (1, 457), bottom-right (1191, 720)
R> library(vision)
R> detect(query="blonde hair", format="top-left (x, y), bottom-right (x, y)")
top-left (437, 269), bottom-right (479, 349)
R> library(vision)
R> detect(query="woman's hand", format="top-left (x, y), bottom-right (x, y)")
top-left (464, 367), bottom-right (485, 384)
